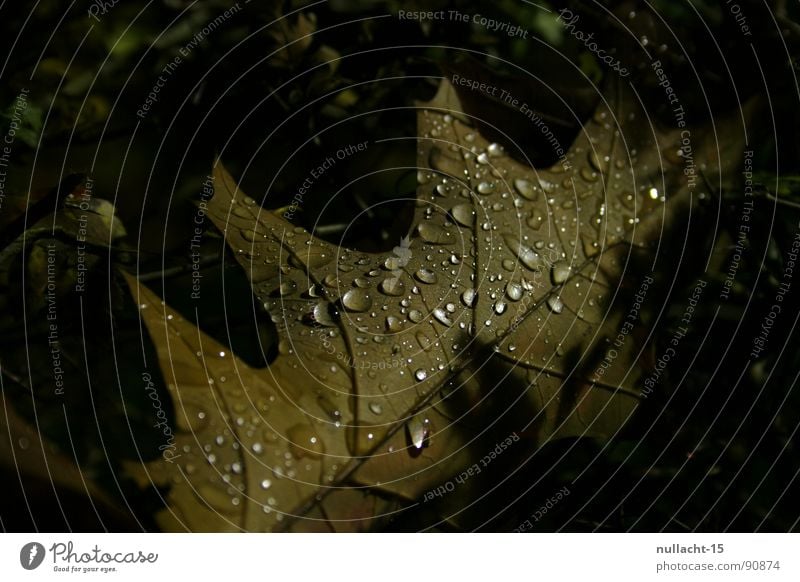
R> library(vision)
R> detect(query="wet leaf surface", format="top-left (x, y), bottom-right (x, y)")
top-left (124, 77), bottom-right (750, 531)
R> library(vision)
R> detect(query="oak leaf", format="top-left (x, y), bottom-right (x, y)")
top-left (124, 79), bottom-right (749, 531)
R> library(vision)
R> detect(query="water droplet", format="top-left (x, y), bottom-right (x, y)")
top-left (369, 402), bottom-right (383, 415)
top-left (408, 309), bottom-right (424, 323)
top-left (417, 222), bottom-right (451, 244)
top-left (547, 295), bottom-right (564, 314)
top-left (415, 369), bottom-right (428, 382)
top-left (504, 235), bottom-right (540, 270)
top-left (287, 424), bottom-right (325, 459)
top-left (551, 262), bottom-right (571, 284)
top-left (380, 277), bottom-right (405, 296)
top-left (242, 229), bottom-right (265, 242)
top-left (197, 483), bottom-right (239, 514)
top-left (176, 403), bottom-right (209, 432)
top-left (313, 302), bottom-right (338, 327)
top-left (260, 479), bottom-right (272, 490)
top-left (588, 151), bottom-right (608, 173)
top-left (514, 179), bottom-right (538, 200)
top-left (494, 301), bottom-right (507, 315)
top-left (278, 280), bottom-right (297, 296)
top-left (385, 316), bottom-right (402, 332)
top-left (416, 331), bottom-right (433, 351)
top-left (406, 416), bottom-right (431, 450)
top-left (487, 143), bottom-right (504, 157)
top-left (538, 178), bottom-right (556, 193)
top-left (506, 282), bottom-right (523, 301)
top-left (415, 268), bottom-right (438, 284)
top-left (476, 152), bottom-right (490, 165)
top-left (451, 203), bottom-right (475, 227)
top-left (342, 289), bottom-right (372, 312)
top-left (462, 288), bottom-right (477, 307)
top-left (580, 167), bottom-right (599, 183)
top-left (477, 182), bottom-right (495, 195)
top-left (432, 308), bottom-right (453, 327)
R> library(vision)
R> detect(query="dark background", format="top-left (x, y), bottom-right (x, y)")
top-left (1, 0), bottom-right (799, 531)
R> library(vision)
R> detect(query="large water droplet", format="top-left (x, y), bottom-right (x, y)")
top-left (538, 178), bottom-right (556, 193)
top-left (546, 295), bottom-right (564, 314)
top-left (287, 424), bottom-right (325, 459)
top-left (406, 416), bottom-right (432, 450)
top-left (451, 204), bottom-right (475, 227)
top-left (386, 316), bottom-right (402, 332)
top-left (506, 282), bottom-right (523, 301)
top-left (580, 167), bottom-right (599, 183)
top-left (312, 302), bottom-right (338, 327)
top-left (487, 143), bottom-right (504, 157)
top-left (380, 277), bottom-right (405, 296)
top-left (514, 179), bottom-right (538, 200)
top-left (417, 222), bottom-right (452, 245)
top-left (588, 150), bottom-right (609, 174)
top-left (197, 484), bottom-right (239, 514)
top-left (432, 308), bottom-right (453, 327)
top-left (477, 182), bottom-right (495, 195)
top-left (416, 331), bottom-right (433, 351)
top-left (503, 235), bottom-right (540, 270)
top-left (461, 288), bottom-right (477, 307)
top-left (415, 268), bottom-right (438, 284)
top-left (277, 280), bottom-right (297, 296)
top-left (551, 262), bottom-right (571, 285)
top-left (242, 228), bottom-right (265, 242)
top-left (408, 309), bottom-right (424, 323)
top-left (341, 289), bottom-right (372, 312)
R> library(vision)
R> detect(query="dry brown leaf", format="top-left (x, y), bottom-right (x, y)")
top-left (124, 78), bottom-right (750, 531)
